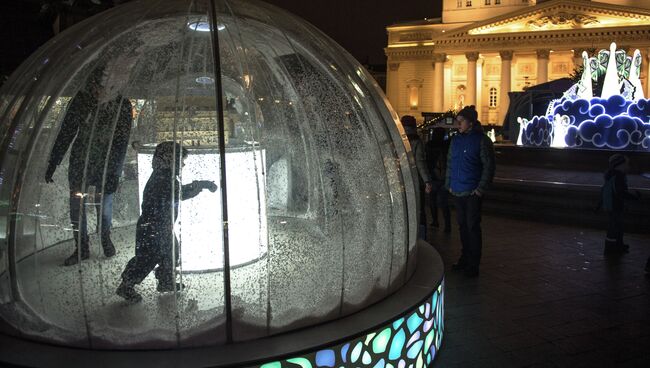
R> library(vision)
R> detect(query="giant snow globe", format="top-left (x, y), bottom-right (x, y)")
top-left (0, 0), bottom-right (444, 366)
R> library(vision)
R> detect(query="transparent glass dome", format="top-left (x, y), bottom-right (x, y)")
top-left (0, 0), bottom-right (418, 349)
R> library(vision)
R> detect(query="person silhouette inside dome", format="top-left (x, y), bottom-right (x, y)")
top-left (45, 65), bottom-right (133, 266)
top-left (116, 141), bottom-right (217, 303)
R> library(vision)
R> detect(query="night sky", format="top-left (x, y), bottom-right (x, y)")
top-left (263, 0), bottom-right (442, 65)
top-left (0, 0), bottom-right (442, 80)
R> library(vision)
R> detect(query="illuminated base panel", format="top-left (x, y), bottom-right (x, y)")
top-left (257, 282), bottom-right (444, 368)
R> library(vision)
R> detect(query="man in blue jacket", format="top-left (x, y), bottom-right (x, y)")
top-left (445, 106), bottom-right (495, 277)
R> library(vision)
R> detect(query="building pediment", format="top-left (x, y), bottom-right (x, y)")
top-left (463, 0), bottom-right (650, 36)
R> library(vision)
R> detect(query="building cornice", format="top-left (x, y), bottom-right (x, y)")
top-left (385, 26), bottom-right (650, 59)
top-left (385, 47), bottom-right (436, 61)
top-left (434, 26), bottom-right (650, 54)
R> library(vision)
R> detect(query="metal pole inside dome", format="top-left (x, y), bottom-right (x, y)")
top-left (208, 0), bottom-right (233, 344)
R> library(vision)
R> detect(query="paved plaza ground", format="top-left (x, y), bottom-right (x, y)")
top-left (428, 213), bottom-right (650, 368)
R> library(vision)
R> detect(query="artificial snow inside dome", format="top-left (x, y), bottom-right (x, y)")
top-left (0, 0), bottom-right (418, 349)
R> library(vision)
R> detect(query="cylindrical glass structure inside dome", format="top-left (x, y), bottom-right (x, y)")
top-left (0, 0), bottom-right (418, 349)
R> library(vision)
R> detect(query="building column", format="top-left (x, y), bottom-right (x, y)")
top-left (646, 50), bottom-right (650, 98)
top-left (466, 52), bottom-right (479, 107)
top-left (386, 62), bottom-right (400, 111)
top-left (432, 53), bottom-right (446, 112)
top-left (536, 49), bottom-right (550, 84)
top-left (498, 50), bottom-right (513, 125)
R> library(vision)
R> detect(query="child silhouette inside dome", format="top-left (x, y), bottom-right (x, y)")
top-left (117, 141), bottom-right (217, 303)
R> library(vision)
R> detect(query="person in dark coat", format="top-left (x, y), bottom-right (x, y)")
top-left (116, 142), bottom-right (217, 303)
top-left (445, 106), bottom-right (495, 277)
top-left (602, 154), bottom-right (639, 255)
top-left (400, 115), bottom-right (432, 237)
top-left (45, 67), bottom-right (133, 266)
top-left (426, 127), bottom-right (451, 233)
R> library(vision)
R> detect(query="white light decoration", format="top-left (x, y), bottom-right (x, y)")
top-left (517, 42), bottom-right (650, 151)
top-left (630, 49), bottom-right (645, 101)
top-left (195, 76), bottom-right (215, 85)
top-left (577, 51), bottom-right (593, 100)
top-left (487, 128), bottom-right (496, 143)
top-left (550, 114), bottom-right (570, 148)
top-left (601, 42), bottom-right (620, 99)
top-left (188, 20), bottom-right (225, 31)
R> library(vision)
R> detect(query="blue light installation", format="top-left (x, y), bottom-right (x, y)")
top-left (257, 281), bottom-right (444, 368)
top-left (517, 43), bottom-right (650, 151)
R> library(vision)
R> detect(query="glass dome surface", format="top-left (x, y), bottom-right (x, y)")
top-left (0, 0), bottom-right (418, 349)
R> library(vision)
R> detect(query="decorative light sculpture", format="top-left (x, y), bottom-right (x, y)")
top-left (518, 42), bottom-right (650, 151)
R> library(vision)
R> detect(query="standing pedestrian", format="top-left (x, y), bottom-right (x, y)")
top-left (427, 127), bottom-right (451, 233)
top-left (400, 115), bottom-right (432, 237)
top-left (45, 66), bottom-right (132, 266)
top-left (445, 106), bottom-right (495, 277)
top-left (601, 154), bottom-right (639, 255)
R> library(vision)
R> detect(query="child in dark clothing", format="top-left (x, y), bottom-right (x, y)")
top-left (116, 142), bottom-right (217, 303)
top-left (602, 154), bottom-right (639, 255)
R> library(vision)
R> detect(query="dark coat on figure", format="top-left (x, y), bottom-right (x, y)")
top-left (48, 90), bottom-right (132, 193)
top-left (120, 168), bottom-right (206, 286)
top-left (603, 169), bottom-right (636, 212)
top-left (137, 168), bottom-right (204, 242)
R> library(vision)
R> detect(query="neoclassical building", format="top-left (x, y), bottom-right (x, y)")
top-left (385, 0), bottom-right (650, 124)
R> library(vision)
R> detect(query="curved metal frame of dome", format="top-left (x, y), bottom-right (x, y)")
top-left (209, 0), bottom-right (234, 340)
top-left (0, 0), bottom-right (427, 355)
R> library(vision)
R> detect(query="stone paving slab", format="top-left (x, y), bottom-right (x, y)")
top-left (428, 213), bottom-right (650, 367)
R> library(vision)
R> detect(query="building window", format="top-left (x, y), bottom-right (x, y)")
top-left (495, 0), bottom-right (501, 4)
top-left (457, 0), bottom-right (463, 7)
top-left (489, 87), bottom-right (498, 108)
top-left (407, 79), bottom-right (423, 110)
top-left (485, 0), bottom-right (491, 5)
top-left (466, 0), bottom-right (473, 6)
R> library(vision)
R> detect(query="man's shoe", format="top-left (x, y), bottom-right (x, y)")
top-left (63, 250), bottom-right (89, 266)
top-left (464, 267), bottom-right (479, 278)
top-left (102, 237), bottom-right (116, 258)
top-left (157, 282), bottom-right (186, 293)
top-left (116, 282), bottom-right (142, 303)
top-left (443, 225), bottom-right (451, 234)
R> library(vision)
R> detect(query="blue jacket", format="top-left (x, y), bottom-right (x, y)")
top-left (445, 129), bottom-right (495, 195)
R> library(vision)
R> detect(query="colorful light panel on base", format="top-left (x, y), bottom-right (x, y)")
top-left (257, 281), bottom-right (444, 368)
top-left (517, 42), bottom-right (650, 151)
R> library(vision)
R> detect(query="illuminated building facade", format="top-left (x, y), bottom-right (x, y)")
top-left (385, 0), bottom-right (650, 124)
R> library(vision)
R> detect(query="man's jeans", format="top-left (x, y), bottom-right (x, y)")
top-left (69, 190), bottom-right (114, 253)
top-left (454, 194), bottom-right (483, 270)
